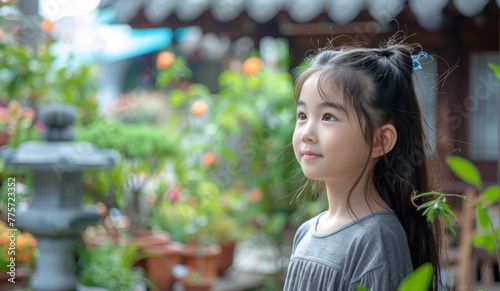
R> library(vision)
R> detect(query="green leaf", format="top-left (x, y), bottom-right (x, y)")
top-left (398, 263), bottom-right (433, 291)
top-left (476, 204), bottom-right (490, 230)
top-left (442, 204), bottom-right (459, 225)
top-left (482, 185), bottom-right (500, 203)
top-left (355, 283), bottom-right (369, 291)
top-left (416, 200), bottom-right (437, 211)
top-left (188, 83), bottom-right (211, 98)
top-left (169, 89), bottom-right (189, 107)
top-left (488, 63), bottom-right (500, 80)
top-left (446, 156), bottom-right (483, 189)
top-left (442, 214), bottom-right (456, 236)
top-left (472, 232), bottom-right (498, 255)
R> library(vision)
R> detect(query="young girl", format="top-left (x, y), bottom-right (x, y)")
top-left (284, 42), bottom-right (444, 290)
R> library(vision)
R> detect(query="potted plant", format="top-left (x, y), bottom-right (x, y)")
top-left (203, 187), bottom-right (255, 276)
top-left (181, 217), bottom-right (221, 280)
top-left (77, 120), bottom-right (179, 234)
top-left (77, 239), bottom-right (148, 291)
top-left (0, 221), bottom-right (37, 288)
top-left (141, 241), bottom-right (183, 291)
top-left (206, 212), bottom-right (240, 276)
top-left (149, 190), bottom-right (222, 271)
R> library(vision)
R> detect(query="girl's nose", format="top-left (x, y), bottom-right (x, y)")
top-left (300, 123), bottom-right (317, 143)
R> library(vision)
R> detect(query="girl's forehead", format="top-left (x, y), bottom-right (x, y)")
top-left (301, 74), bottom-right (345, 104)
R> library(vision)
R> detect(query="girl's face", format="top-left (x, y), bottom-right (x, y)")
top-left (292, 75), bottom-right (371, 184)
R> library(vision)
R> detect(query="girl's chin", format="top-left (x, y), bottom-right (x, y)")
top-left (301, 168), bottom-right (342, 181)
top-left (301, 170), bottom-right (325, 181)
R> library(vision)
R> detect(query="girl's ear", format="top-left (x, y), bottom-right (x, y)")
top-left (372, 124), bottom-right (397, 158)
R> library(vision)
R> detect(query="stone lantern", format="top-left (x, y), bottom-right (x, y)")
top-left (1, 104), bottom-right (118, 291)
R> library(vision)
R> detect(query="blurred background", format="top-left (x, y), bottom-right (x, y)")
top-left (0, 0), bottom-right (498, 290)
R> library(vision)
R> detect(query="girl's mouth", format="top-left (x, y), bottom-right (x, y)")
top-left (302, 151), bottom-right (322, 160)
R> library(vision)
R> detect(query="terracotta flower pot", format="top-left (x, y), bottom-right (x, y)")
top-left (143, 242), bottom-right (183, 291)
top-left (0, 131), bottom-right (10, 147)
top-left (217, 241), bottom-right (236, 276)
top-left (0, 267), bottom-right (30, 291)
top-left (128, 230), bottom-right (170, 270)
top-left (127, 229), bottom-right (170, 251)
top-left (181, 244), bottom-right (221, 277)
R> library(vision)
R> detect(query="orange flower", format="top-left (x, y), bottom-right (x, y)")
top-left (242, 57), bottom-right (263, 76)
top-left (249, 188), bottom-right (263, 203)
top-left (0, 28), bottom-right (4, 40)
top-left (202, 152), bottom-right (217, 167)
top-left (41, 19), bottom-right (55, 34)
top-left (0, 231), bottom-right (38, 265)
top-left (23, 233), bottom-right (36, 248)
top-left (190, 99), bottom-right (209, 117)
top-left (17, 235), bottom-right (26, 250)
top-left (156, 51), bottom-right (176, 70)
top-left (16, 249), bottom-right (32, 264)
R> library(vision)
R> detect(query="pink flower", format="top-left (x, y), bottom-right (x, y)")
top-left (35, 121), bottom-right (46, 132)
top-left (167, 185), bottom-right (182, 204)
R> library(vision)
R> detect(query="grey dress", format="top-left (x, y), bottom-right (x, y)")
top-left (284, 210), bottom-right (413, 291)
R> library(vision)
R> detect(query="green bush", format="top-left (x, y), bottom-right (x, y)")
top-left (78, 242), bottom-right (145, 290)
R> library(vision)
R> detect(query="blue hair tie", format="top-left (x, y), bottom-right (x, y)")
top-left (412, 52), bottom-right (432, 70)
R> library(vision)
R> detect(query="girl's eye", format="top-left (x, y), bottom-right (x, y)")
top-left (297, 112), bottom-right (307, 120)
top-left (322, 113), bottom-right (336, 121)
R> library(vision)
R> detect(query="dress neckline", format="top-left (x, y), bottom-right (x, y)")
top-left (313, 210), bottom-right (395, 237)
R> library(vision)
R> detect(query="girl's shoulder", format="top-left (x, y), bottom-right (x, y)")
top-left (349, 211), bottom-right (410, 255)
top-left (353, 210), bottom-right (405, 236)
top-left (358, 210), bottom-right (399, 225)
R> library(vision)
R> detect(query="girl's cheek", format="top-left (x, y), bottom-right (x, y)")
top-left (292, 131), bottom-right (301, 157)
top-left (291, 133), bottom-right (298, 150)
top-left (292, 125), bottom-right (299, 141)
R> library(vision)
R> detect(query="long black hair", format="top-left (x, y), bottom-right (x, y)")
top-left (294, 42), bottom-right (444, 290)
